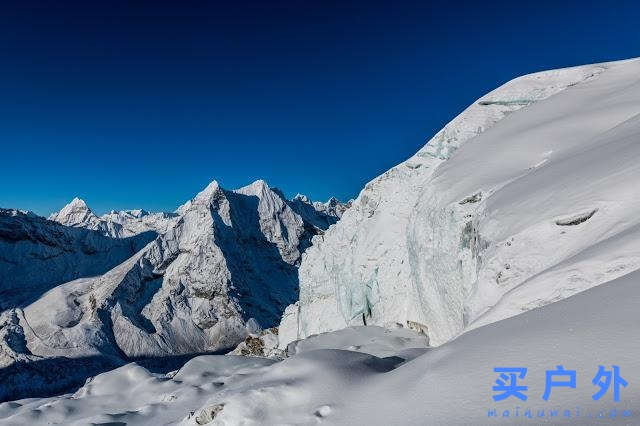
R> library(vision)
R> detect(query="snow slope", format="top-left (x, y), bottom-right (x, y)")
top-left (281, 57), bottom-right (640, 347)
top-left (3, 269), bottom-right (638, 425)
top-left (0, 208), bottom-right (155, 309)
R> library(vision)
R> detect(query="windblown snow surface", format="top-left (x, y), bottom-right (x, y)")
top-left (2, 57), bottom-right (640, 425)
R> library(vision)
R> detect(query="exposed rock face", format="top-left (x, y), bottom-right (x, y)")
top-left (49, 197), bottom-right (179, 238)
top-left (229, 327), bottom-right (283, 359)
top-left (1, 179), bottom-right (343, 391)
top-left (280, 58), bottom-right (640, 348)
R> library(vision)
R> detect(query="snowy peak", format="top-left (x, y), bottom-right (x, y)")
top-left (293, 194), bottom-right (350, 217)
top-left (50, 197), bottom-right (177, 239)
top-left (49, 197), bottom-right (101, 228)
top-left (293, 193), bottom-right (310, 203)
top-left (68, 197), bottom-right (88, 209)
top-left (234, 180), bottom-right (284, 209)
top-left (286, 193), bottom-right (351, 232)
top-left (195, 179), bottom-right (222, 201)
top-left (238, 178), bottom-right (269, 192)
top-left (121, 209), bottom-right (149, 219)
top-left (325, 196), bottom-right (339, 205)
top-left (176, 180), bottom-right (226, 215)
top-left (314, 196), bottom-right (351, 218)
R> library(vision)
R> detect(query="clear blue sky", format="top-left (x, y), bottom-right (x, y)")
top-left (1, 1), bottom-right (639, 216)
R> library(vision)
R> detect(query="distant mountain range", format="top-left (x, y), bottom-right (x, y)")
top-left (0, 180), bottom-right (349, 400)
top-left (2, 57), bottom-right (640, 423)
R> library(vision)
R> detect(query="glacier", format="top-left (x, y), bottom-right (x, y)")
top-left (280, 57), bottom-right (640, 348)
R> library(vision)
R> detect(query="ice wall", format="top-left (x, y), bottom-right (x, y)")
top-left (281, 58), bottom-right (640, 348)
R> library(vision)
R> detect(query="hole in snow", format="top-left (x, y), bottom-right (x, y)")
top-left (555, 209), bottom-right (598, 226)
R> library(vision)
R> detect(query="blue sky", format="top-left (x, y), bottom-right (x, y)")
top-left (1, 1), bottom-right (639, 215)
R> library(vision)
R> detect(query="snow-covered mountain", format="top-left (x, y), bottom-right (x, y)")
top-left (0, 208), bottom-right (155, 310)
top-left (2, 57), bottom-right (640, 424)
top-left (279, 57), bottom-right (640, 348)
top-left (49, 197), bottom-right (179, 238)
top-left (287, 194), bottom-right (351, 231)
top-left (0, 180), bottom-right (348, 401)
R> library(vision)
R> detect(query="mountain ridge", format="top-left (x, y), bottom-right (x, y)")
top-left (0, 179), bottom-right (349, 401)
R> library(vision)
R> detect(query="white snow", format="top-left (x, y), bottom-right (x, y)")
top-left (49, 197), bottom-right (179, 238)
top-left (0, 208), bottom-right (154, 310)
top-left (281, 57), bottom-right (640, 348)
top-left (2, 270), bottom-right (638, 425)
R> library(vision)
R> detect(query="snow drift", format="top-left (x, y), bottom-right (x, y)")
top-left (3, 268), bottom-right (638, 425)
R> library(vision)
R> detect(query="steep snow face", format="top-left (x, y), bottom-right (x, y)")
top-left (50, 198), bottom-right (179, 238)
top-left (0, 209), bottom-right (154, 310)
top-left (2, 180), bottom-right (341, 383)
top-left (282, 58), bottom-right (640, 347)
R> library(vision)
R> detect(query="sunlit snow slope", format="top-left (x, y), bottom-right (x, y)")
top-left (281, 57), bottom-right (640, 347)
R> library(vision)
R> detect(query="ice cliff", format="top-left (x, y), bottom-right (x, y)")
top-left (280, 57), bottom-right (640, 348)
